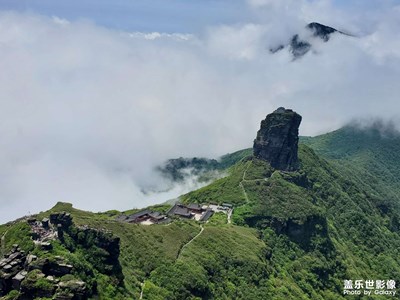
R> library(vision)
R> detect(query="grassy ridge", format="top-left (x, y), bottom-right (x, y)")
top-left (0, 202), bottom-right (200, 299)
top-left (2, 125), bottom-right (400, 299)
top-left (174, 142), bottom-right (400, 299)
top-left (180, 158), bottom-right (251, 206)
top-left (48, 203), bottom-right (201, 298)
top-left (301, 125), bottom-right (400, 202)
top-left (145, 225), bottom-right (271, 300)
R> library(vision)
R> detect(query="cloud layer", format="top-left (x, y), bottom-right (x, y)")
top-left (0, 1), bottom-right (400, 222)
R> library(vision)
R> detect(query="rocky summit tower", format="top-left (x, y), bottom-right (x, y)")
top-left (253, 107), bottom-right (302, 171)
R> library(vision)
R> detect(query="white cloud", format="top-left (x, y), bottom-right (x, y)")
top-left (205, 24), bottom-right (266, 60)
top-left (0, 3), bottom-right (400, 222)
top-left (52, 16), bottom-right (69, 26)
top-left (127, 31), bottom-right (194, 41)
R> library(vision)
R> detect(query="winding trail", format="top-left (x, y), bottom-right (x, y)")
top-left (239, 161), bottom-right (272, 205)
top-left (239, 162), bottom-right (252, 203)
top-left (140, 225), bottom-right (205, 298)
top-left (177, 225), bottom-right (204, 260)
top-left (227, 209), bottom-right (232, 224)
top-left (139, 282), bottom-right (145, 299)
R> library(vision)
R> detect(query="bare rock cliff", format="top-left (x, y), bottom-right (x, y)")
top-left (253, 107), bottom-right (302, 171)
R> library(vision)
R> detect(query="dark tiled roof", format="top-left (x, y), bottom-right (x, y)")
top-left (222, 203), bottom-right (233, 208)
top-left (187, 203), bottom-right (202, 210)
top-left (115, 215), bottom-right (128, 222)
top-left (117, 210), bottom-right (168, 223)
top-left (200, 209), bottom-right (214, 222)
top-left (125, 210), bottom-right (152, 222)
top-left (173, 206), bottom-right (192, 217)
top-left (149, 212), bottom-right (166, 220)
top-left (158, 217), bottom-right (172, 224)
top-left (167, 204), bottom-right (178, 216)
top-left (131, 210), bottom-right (151, 219)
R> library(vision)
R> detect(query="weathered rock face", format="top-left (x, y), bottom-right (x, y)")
top-left (1, 212), bottom-right (123, 299)
top-left (0, 244), bottom-right (27, 296)
top-left (50, 212), bottom-right (73, 229)
top-left (253, 107), bottom-right (302, 171)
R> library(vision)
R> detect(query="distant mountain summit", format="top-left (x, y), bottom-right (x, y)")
top-left (271, 22), bottom-right (351, 59)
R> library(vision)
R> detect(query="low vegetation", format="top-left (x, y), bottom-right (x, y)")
top-left (1, 125), bottom-right (400, 299)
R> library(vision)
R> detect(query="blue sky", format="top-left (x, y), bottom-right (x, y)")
top-left (1, 0), bottom-right (398, 33)
top-left (0, 0), bottom-right (252, 32)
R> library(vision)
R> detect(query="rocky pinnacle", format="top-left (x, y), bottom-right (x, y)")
top-left (253, 107), bottom-right (302, 171)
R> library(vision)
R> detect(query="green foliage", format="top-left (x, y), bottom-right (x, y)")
top-left (37, 204), bottom-right (201, 297)
top-left (159, 148), bottom-right (252, 184)
top-left (231, 205), bottom-right (253, 226)
top-left (181, 157), bottom-right (251, 205)
top-left (173, 129), bottom-right (400, 298)
top-left (20, 270), bottom-right (54, 297)
top-left (142, 280), bottom-right (170, 300)
top-left (3, 125), bottom-right (400, 299)
top-left (218, 148), bottom-right (253, 169)
top-left (206, 212), bottom-right (227, 226)
top-left (147, 226), bottom-right (270, 299)
top-left (96, 274), bottom-right (126, 299)
top-left (243, 170), bottom-right (322, 220)
top-left (244, 157), bottom-right (274, 180)
top-left (301, 125), bottom-right (400, 204)
top-left (0, 290), bottom-right (19, 300)
top-left (0, 221), bottom-right (34, 254)
top-left (34, 278), bottom-right (54, 291)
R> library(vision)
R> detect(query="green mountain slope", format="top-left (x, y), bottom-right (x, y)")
top-left (179, 141), bottom-right (400, 298)
top-left (0, 203), bottom-right (202, 299)
top-left (1, 124), bottom-right (400, 299)
top-left (302, 124), bottom-right (400, 204)
top-left (157, 148), bottom-right (252, 183)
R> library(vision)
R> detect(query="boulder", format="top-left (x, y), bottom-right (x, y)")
top-left (42, 218), bottom-right (50, 228)
top-left (0, 245), bottom-right (27, 296)
top-left (39, 242), bottom-right (53, 251)
top-left (12, 270), bottom-right (27, 290)
top-left (57, 280), bottom-right (88, 300)
top-left (29, 257), bottom-right (73, 277)
top-left (49, 263), bottom-right (73, 277)
top-left (27, 217), bottom-right (37, 224)
top-left (20, 270), bottom-right (55, 299)
top-left (50, 212), bottom-right (72, 228)
top-left (26, 254), bottom-right (37, 266)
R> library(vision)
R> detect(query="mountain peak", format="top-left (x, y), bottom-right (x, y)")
top-left (253, 107), bottom-right (302, 171)
top-left (306, 22), bottom-right (338, 41)
top-left (270, 22), bottom-right (350, 59)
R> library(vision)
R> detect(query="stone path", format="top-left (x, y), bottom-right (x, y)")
top-left (239, 162), bottom-right (252, 203)
top-left (239, 161), bottom-right (272, 206)
top-left (139, 282), bottom-right (145, 299)
top-left (177, 225), bottom-right (204, 260)
top-left (227, 209), bottom-right (232, 224)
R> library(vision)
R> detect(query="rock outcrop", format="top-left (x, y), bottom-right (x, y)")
top-left (0, 244), bottom-right (27, 296)
top-left (0, 211), bottom-right (123, 299)
top-left (306, 22), bottom-right (338, 42)
top-left (0, 243), bottom-right (87, 299)
top-left (253, 107), bottom-right (302, 171)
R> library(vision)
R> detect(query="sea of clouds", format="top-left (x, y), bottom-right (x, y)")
top-left (0, 0), bottom-right (400, 222)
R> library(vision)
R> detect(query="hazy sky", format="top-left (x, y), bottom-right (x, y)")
top-left (0, 0), bottom-right (400, 222)
top-left (1, 0), bottom-right (399, 32)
